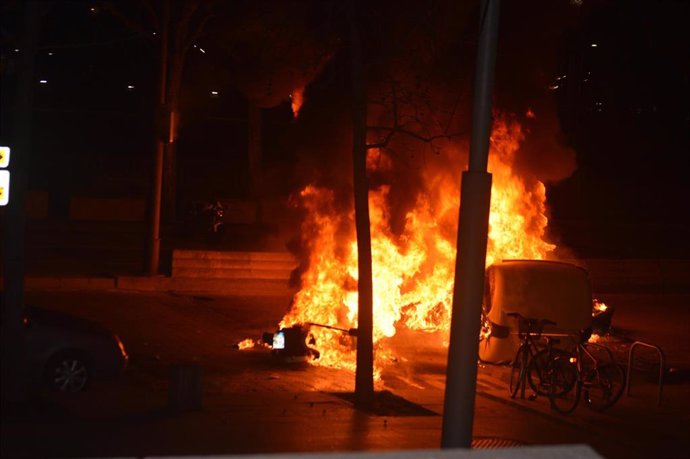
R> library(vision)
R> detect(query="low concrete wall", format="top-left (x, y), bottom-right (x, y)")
top-left (2, 276), bottom-right (117, 291)
top-left (172, 250), bottom-right (298, 280)
top-left (116, 276), bottom-right (296, 296)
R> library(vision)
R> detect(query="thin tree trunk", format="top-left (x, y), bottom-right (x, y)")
top-left (248, 100), bottom-right (263, 224)
top-left (162, 0), bottom-right (190, 223)
top-left (163, 47), bottom-right (183, 222)
top-left (163, 136), bottom-right (177, 220)
top-left (146, 0), bottom-right (169, 274)
top-left (349, 0), bottom-right (374, 405)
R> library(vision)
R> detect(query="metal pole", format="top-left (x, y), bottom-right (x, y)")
top-left (147, 0), bottom-right (169, 275)
top-left (441, 0), bottom-right (500, 448)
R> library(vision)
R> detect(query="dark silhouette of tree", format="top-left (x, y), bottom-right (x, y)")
top-left (347, 0), bottom-right (374, 405)
top-left (99, 0), bottom-right (216, 221)
top-left (99, 0), bottom-right (215, 273)
top-left (345, 0), bottom-right (475, 404)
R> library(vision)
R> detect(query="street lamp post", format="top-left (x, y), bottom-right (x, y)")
top-left (441, 0), bottom-right (500, 448)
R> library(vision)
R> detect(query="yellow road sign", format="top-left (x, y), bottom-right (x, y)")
top-left (0, 170), bottom-right (9, 206)
top-left (0, 146), bottom-right (9, 168)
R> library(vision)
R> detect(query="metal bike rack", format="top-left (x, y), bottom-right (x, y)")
top-left (625, 341), bottom-right (665, 407)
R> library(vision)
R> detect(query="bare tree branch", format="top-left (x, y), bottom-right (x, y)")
top-left (96, 1), bottom-right (153, 36)
top-left (139, 0), bottom-right (159, 32)
top-left (181, 2), bottom-right (216, 55)
top-left (366, 125), bottom-right (464, 150)
top-left (366, 77), bottom-right (465, 150)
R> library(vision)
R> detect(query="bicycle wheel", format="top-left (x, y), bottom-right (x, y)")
top-left (547, 358), bottom-right (580, 415)
top-left (583, 363), bottom-right (625, 411)
top-left (509, 347), bottom-right (526, 398)
top-left (528, 348), bottom-right (571, 396)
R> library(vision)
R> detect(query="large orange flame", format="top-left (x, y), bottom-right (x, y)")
top-left (280, 114), bottom-right (555, 375)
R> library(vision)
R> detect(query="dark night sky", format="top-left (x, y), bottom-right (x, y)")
top-left (1, 0), bottom-right (688, 257)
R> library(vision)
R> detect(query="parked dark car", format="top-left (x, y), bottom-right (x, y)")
top-left (12, 306), bottom-right (128, 392)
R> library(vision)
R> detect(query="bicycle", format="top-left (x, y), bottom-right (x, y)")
top-left (542, 329), bottom-right (625, 414)
top-left (506, 312), bottom-right (574, 402)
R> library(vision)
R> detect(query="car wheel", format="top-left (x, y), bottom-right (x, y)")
top-left (45, 352), bottom-right (90, 393)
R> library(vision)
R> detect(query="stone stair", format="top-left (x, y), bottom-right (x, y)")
top-left (171, 250), bottom-right (298, 280)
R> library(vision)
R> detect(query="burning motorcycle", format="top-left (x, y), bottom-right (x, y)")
top-left (261, 323), bottom-right (358, 362)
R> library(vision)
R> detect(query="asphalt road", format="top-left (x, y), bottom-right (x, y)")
top-left (1, 290), bottom-right (689, 458)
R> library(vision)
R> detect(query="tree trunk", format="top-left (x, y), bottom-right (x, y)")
top-left (163, 47), bottom-right (183, 222)
top-left (162, 134), bottom-right (177, 221)
top-left (349, 0), bottom-right (374, 406)
top-left (146, 0), bottom-right (169, 275)
top-left (248, 100), bottom-right (263, 224)
top-left (162, 0), bottom-right (193, 223)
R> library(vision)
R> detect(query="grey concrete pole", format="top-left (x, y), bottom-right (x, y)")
top-left (468, 0), bottom-right (500, 173)
top-left (441, 0), bottom-right (500, 448)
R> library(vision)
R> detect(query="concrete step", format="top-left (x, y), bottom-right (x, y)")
top-left (172, 258), bottom-right (297, 270)
top-left (173, 250), bottom-right (296, 262)
top-left (171, 250), bottom-right (298, 280)
top-left (172, 267), bottom-right (294, 280)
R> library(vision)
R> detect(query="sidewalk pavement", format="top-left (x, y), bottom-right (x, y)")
top-left (2, 289), bottom-right (687, 459)
top-left (2, 222), bottom-right (689, 457)
top-left (6, 274), bottom-right (297, 297)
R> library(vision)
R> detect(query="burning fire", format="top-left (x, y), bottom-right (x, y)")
top-left (593, 299), bottom-right (608, 312)
top-left (237, 338), bottom-right (257, 350)
top-left (278, 114), bottom-right (555, 374)
top-left (290, 88), bottom-right (305, 119)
